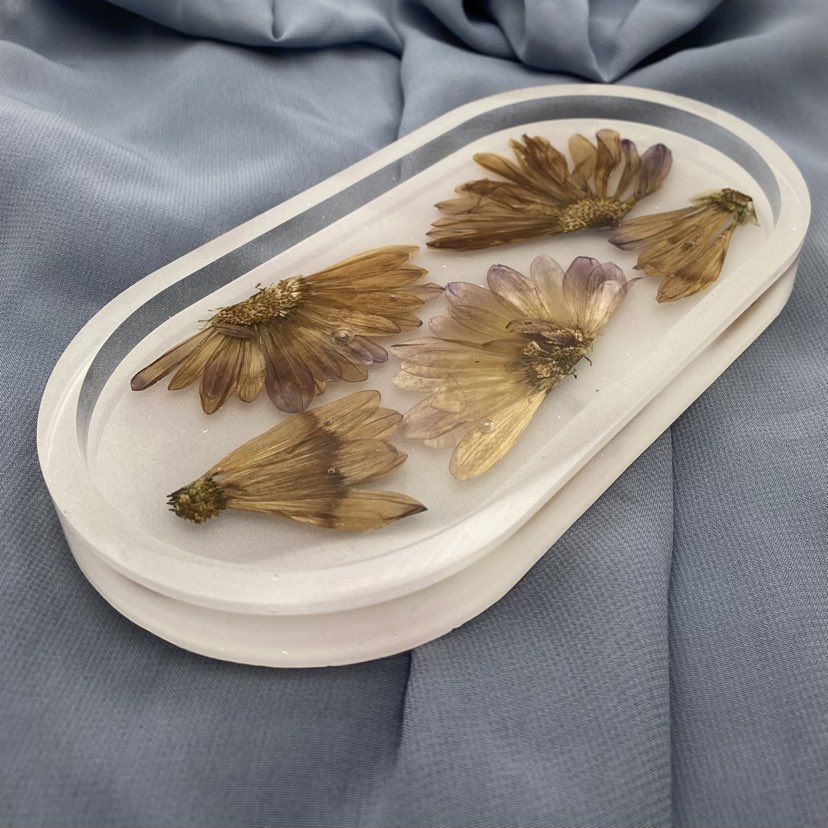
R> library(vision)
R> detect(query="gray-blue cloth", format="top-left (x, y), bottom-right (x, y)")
top-left (2, 1), bottom-right (826, 825)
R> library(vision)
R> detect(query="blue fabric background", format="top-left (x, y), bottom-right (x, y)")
top-left (1, 1), bottom-right (825, 826)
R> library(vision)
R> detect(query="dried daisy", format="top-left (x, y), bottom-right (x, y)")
top-left (392, 256), bottom-right (634, 479)
top-left (426, 130), bottom-right (672, 251)
top-left (167, 391), bottom-right (425, 530)
top-left (609, 188), bottom-right (758, 302)
top-left (131, 246), bottom-right (442, 413)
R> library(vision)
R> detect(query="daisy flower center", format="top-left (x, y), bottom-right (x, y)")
top-left (167, 476), bottom-right (226, 523)
top-left (215, 278), bottom-right (304, 326)
top-left (521, 335), bottom-right (590, 392)
top-left (558, 197), bottom-right (632, 233)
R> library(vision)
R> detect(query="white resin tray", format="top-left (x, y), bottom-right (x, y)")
top-left (38, 85), bottom-right (809, 666)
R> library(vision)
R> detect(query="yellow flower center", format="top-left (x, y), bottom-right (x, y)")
top-left (558, 197), bottom-right (632, 233)
top-left (214, 278), bottom-right (304, 326)
top-left (168, 476), bottom-right (226, 523)
top-left (521, 335), bottom-right (589, 392)
top-left (696, 188), bottom-right (756, 224)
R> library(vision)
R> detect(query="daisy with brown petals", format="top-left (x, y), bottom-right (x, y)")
top-left (609, 188), bottom-right (758, 302)
top-left (426, 130), bottom-right (672, 251)
top-left (167, 391), bottom-right (425, 530)
top-left (392, 256), bottom-right (635, 479)
top-left (131, 246), bottom-right (443, 413)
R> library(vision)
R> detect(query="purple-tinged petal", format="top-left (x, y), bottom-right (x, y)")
top-left (445, 281), bottom-right (520, 331)
top-left (613, 139), bottom-right (641, 199)
top-left (562, 257), bottom-right (608, 334)
top-left (563, 259), bottom-right (631, 338)
top-left (635, 144), bottom-right (672, 199)
top-left (348, 336), bottom-right (388, 364)
top-left (487, 263), bottom-right (550, 320)
top-left (486, 264), bottom-right (529, 295)
top-left (562, 256), bottom-right (602, 293)
top-left (528, 255), bottom-right (565, 291)
top-left (592, 261), bottom-right (627, 288)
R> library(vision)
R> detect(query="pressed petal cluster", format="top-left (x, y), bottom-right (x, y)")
top-left (131, 246), bottom-right (442, 413)
top-left (610, 188), bottom-right (758, 302)
top-left (426, 130), bottom-right (672, 251)
top-left (168, 391), bottom-right (425, 530)
top-left (392, 256), bottom-right (634, 479)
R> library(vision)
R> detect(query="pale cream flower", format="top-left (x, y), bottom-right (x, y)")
top-left (392, 255), bottom-right (634, 479)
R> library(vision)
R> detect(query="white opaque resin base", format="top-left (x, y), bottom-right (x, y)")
top-left (38, 86), bottom-right (810, 666)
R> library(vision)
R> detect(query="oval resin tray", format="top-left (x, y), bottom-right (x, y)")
top-left (38, 85), bottom-right (809, 666)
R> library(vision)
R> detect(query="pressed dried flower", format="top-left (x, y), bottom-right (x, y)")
top-left (167, 391), bottom-right (425, 530)
top-left (426, 130), bottom-right (672, 251)
top-left (392, 256), bottom-right (634, 479)
top-left (609, 188), bottom-right (758, 302)
top-left (131, 246), bottom-right (442, 413)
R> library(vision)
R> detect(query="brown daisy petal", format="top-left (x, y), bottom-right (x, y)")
top-left (593, 129), bottom-right (622, 198)
top-left (262, 327), bottom-right (318, 413)
top-left (131, 246), bottom-right (441, 413)
top-left (167, 331), bottom-right (227, 391)
top-left (568, 133), bottom-right (598, 189)
top-left (236, 338), bottom-right (267, 403)
top-left (130, 329), bottom-right (213, 391)
top-left (200, 337), bottom-right (245, 414)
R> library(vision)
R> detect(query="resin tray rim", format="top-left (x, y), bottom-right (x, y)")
top-left (38, 84), bottom-right (810, 615)
top-left (66, 267), bottom-right (797, 667)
